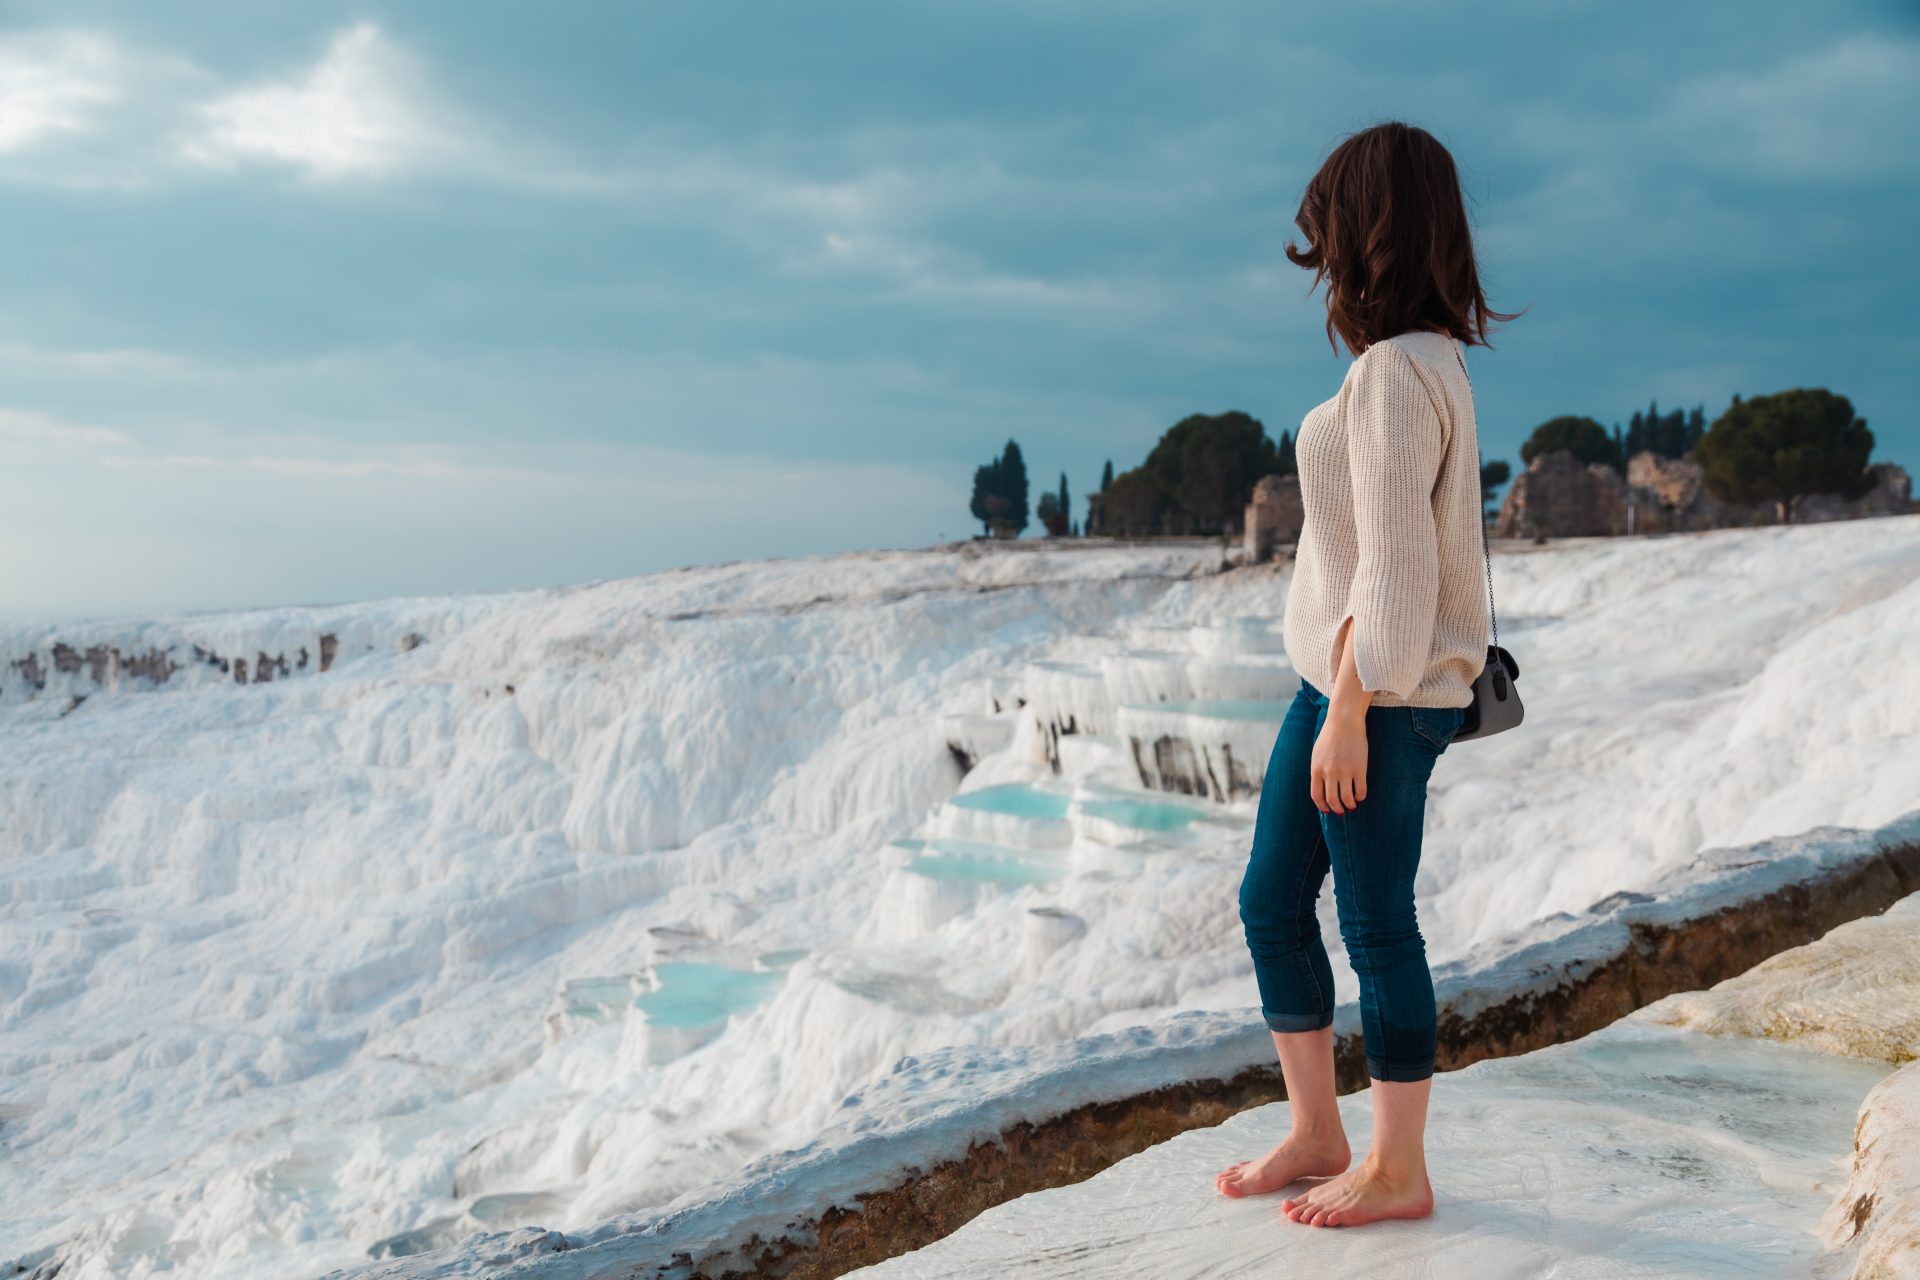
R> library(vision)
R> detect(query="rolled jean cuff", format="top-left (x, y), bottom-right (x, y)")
top-left (1263, 1007), bottom-right (1334, 1033)
top-left (1367, 1054), bottom-right (1435, 1083)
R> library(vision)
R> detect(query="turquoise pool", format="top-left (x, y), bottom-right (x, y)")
top-left (633, 963), bottom-right (787, 1029)
top-left (1078, 795), bottom-right (1213, 832)
top-left (904, 838), bottom-right (1064, 885)
top-left (948, 783), bottom-right (1074, 819)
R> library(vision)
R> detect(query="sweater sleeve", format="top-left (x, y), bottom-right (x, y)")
top-left (1338, 343), bottom-right (1445, 700)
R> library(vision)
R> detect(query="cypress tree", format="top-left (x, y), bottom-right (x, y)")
top-left (1000, 440), bottom-right (1030, 536)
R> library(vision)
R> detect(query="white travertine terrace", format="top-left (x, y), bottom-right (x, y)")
top-left (851, 892), bottom-right (1920, 1279)
top-left (3, 515), bottom-right (1918, 1280)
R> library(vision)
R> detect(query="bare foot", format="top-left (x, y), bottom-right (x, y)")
top-left (1280, 1155), bottom-right (1433, 1226)
top-left (1214, 1128), bottom-right (1351, 1198)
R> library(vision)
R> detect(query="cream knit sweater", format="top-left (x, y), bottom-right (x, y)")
top-left (1281, 329), bottom-right (1489, 709)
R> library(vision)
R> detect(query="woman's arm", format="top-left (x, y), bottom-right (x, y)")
top-left (1339, 343), bottom-right (1446, 698)
top-left (1311, 342), bottom-right (1446, 815)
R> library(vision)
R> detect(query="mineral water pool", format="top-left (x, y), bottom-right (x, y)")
top-left (633, 963), bottom-right (787, 1029)
top-left (560, 959), bottom-right (787, 1028)
top-left (1127, 697), bottom-right (1288, 722)
top-left (1077, 795), bottom-right (1212, 832)
top-left (903, 837), bottom-right (1065, 885)
top-left (947, 783), bottom-right (1073, 820)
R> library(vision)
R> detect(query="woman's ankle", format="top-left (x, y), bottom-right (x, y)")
top-left (1359, 1147), bottom-right (1427, 1184)
top-left (1286, 1116), bottom-right (1350, 1148)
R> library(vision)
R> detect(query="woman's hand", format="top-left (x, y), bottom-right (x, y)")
top-left (1315, 616), bottom-right (1373, 813)
top-left (1311, 706), bottom-right (1368, 813)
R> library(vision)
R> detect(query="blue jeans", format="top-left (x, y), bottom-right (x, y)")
top-left (1237, 677), bottom-right (1466, 1083)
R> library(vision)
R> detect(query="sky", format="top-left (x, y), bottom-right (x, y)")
top-left (2, 1), bottom-right (1916, 622)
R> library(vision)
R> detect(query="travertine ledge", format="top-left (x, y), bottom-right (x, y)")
top-left (586, 822), bottom-right (1920, 1280)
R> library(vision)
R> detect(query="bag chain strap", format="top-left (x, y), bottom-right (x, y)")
top-left (1452, 345), bottom-right (1499, 652)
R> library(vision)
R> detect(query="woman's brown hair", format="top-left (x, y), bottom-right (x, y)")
top-left (1286, 120), bottom-right (1525, 357)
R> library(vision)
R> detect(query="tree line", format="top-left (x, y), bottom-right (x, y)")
top-left (1517, 388), bottom-right (1878, 524)
top-left (970, 412), bottom-right (1301, 540)
top-left (1520, 399), bottom-right (1709, 470)
top-left (970, 386), bottom-right (1884, 539)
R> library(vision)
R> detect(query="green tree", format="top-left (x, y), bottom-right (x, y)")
top-left (1102, 467), bottom-right (1168, 536)
top-left (1141, 410), bottom-right (1283, 534)
top-left (1521, 415), bottom-right (1617, 469)
top-left (1037, 471), bottom-right (1071, 536)
top-left (1003, 440), bottom-right (1030, 532)
top-left (1694, 388), bottom-right (1875, 524)
top-left (969, 438), bottom-right (1031, 538)
top-left (1480, 458), bottom-right (1511, 514)
top-left (1036, 490), bottom-right (1062, 535)
top-left (1624, 400), bottom-right (1707, 460)
top-left (1084, 458), bottom-right (1116, 536)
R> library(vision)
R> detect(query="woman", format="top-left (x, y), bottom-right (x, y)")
top-left (1214, 121), bottom-right (1521, 1227)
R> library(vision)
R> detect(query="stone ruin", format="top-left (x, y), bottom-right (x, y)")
top-left (1242, 472), bottom-right (1303, 563)
top-left (1494, 449), bottom-right (1913, 539)
top-left (1492, 451), bottom-right (1627, 538)
top-left (1796, 462), bottom-right (1913, 522)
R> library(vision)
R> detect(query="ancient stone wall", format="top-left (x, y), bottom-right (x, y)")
top-left (1497, 449), bottom-right (1914, 539)
top-left (1493, 450), bottom-right (1627, 538)
top-left (1797, 461), bottom-right (1913, 523)
top-left (1242, 473), bottom-right (1302, 563)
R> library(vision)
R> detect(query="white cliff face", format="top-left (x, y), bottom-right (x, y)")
top-left (3, 515), bottom-right (1920, 1280)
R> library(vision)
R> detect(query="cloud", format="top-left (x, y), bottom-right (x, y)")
top-left (0, 394), bottom-right (959, 621)
top-left (0, 341), bottom-right (210, 381)
top-left (180, 22), bottom-right (457, 180)
top-left (0, 405), bottom-right (133, 450)
top-left (0, 30), bottom-right (205, 188)
top-left (0, 12), bottom-right (1164, 328)
top-left (1660, 32), bottom-right (1920, 182)
top-left (0, 394), bottom-right (948, 504)
top-left (0, 397), bottom-right (533, 480)
top-left (0, 30), bottom-right (123, 153)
